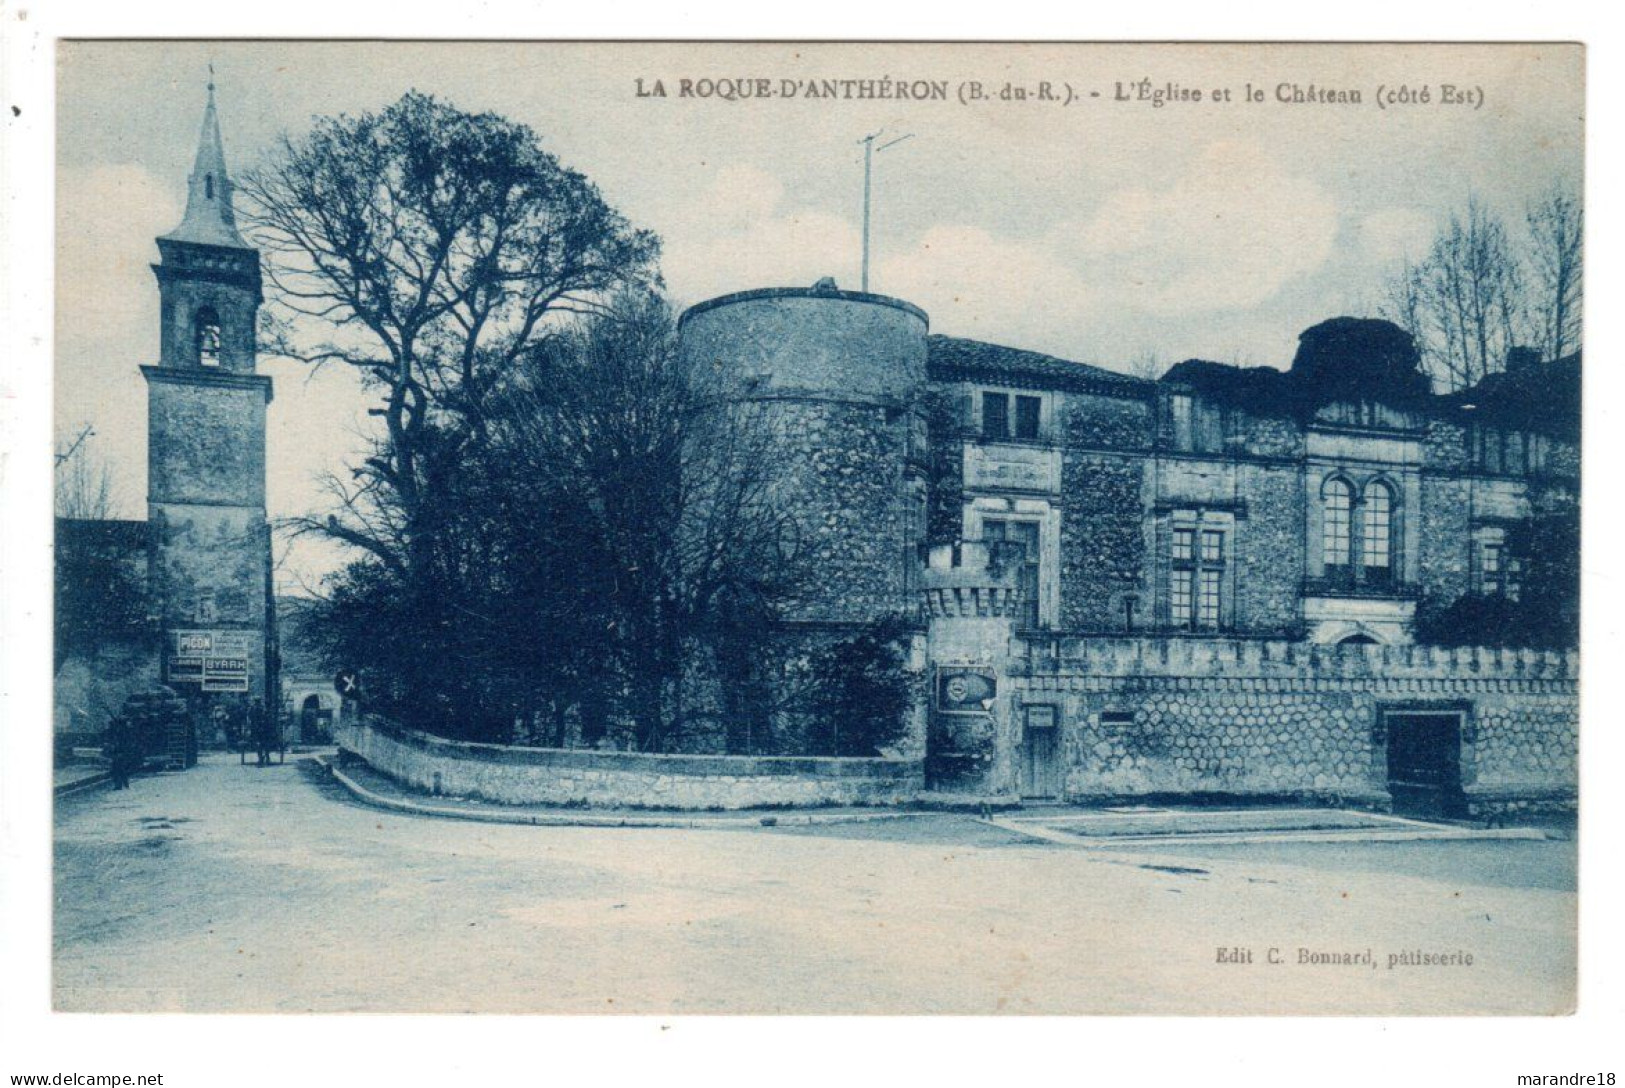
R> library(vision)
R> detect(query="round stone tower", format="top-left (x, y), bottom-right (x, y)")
top-left (678, 281), bottom-right (930, 627)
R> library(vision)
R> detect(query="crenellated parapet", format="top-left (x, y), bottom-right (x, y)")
top-left (1015, 632), bottom-right (1579, 683)
top-left (920, 542), bottom-right (1025, 619)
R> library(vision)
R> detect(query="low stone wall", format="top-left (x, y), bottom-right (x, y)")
top-left (1010, 638), bottom-right (1578, 813)
top-left (336, 718), bottom-right (924, 810)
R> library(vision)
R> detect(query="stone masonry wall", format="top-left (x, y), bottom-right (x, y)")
top-left (1417, 474), bottom-right (1473, 605)
top-left (338, 717), bottom-right (925, 809)
top-left (1058, 452), bottom-right (1146, 631)
top-left (773, 399), bottom-right (911, 623)
top-left (1011, 638), bottom-right (1577, 812)
top-left (1233, 462), bottom-right (1304, 634)
top-left (148, 379), bottom-right (268, 506)
top-left (1062, 390), bottom-right (1152, 450)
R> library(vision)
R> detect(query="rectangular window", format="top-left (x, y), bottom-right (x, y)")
top-left (1014, 395), bottom-right (1042, 440)
top-left (1528, 434), bottom-right (1548, 473)
top-left (1100, 711), bottom-right (1136, 729)
top-left (1169, 524), bottom-right (1225, 631)
top-left (1170, 395), bottom-right (1194, 451)
top-left (1481, 543), bottom-right (1502, 595)
top-left (1195, 402), bottom-right (1225, 452)
top-left (1170, 569), bottom-right (1194, 627)
top-left (1199, 569), bottom-right (1222, 628)
top-left (982, 392), bottom-right (1010, 440)
top-left (1201, 529), bottom-right (1224, 563)
top-left (1506, 431), bottom-right (1526, 475)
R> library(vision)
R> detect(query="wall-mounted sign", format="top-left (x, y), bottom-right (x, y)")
top-left (937, 667), bottom-right (997, 713)
top-left (169, 630), bottom-right (252, 691)
top-left (174, 630), bottom-right (250, 657)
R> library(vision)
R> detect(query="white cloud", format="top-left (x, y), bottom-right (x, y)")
top-left (57, 163), bottom-right (178, 351)
top-left (1071, 140), bottom-right (1340, 314)
top-left (1356, 207), bottom-right (1436, 265)
top-left (659, 163), bottom-right (861, 304)
top-left (878, 224), bottom-right (1094, 348)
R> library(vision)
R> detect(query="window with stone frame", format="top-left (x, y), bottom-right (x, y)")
top-left (981, 390), bottom-right (1043, 441)
top-left (1170, 523), bottom-right (1226, 631)
top-left (1361, 480), bottom-right (1395, 585)
top-left (1014, 394), bottom-right (1042, 440)
top-left (1321, 476), bottom-right (1353, 580)
top-left (1169, 394), bottom-right (1194, 451)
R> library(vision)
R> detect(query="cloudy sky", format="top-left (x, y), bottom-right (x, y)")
top-left (55, 41), bottom-right (1583, 589)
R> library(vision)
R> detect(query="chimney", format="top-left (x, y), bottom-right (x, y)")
top-left (1506, 346), bottom-right (1542, 374)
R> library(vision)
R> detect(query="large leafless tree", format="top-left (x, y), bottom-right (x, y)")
top-left (238, 92), bottom-right (660, 578)
top-left (1382, 185), bottom-right (1582, 391)
top-left (1526, 184), bottom-right (1584, 364)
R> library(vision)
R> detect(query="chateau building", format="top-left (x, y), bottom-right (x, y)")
top-left (678, 286), bottom-right (1579, 814)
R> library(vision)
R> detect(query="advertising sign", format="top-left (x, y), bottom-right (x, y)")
top-left (169, 629), bottom-right (252, 691)
top-left (936, 667), bottom-right (997, 713)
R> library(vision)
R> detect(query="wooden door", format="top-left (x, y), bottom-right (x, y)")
top-left (1020, 706), bottom-right (1060, 799)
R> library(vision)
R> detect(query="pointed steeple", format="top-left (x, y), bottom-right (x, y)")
top-left (162, 72), bottom-right (249, 249)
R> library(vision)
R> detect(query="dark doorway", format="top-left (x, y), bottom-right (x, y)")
top-left (300, 695), bottom-right (333, 744)
top-left (1019, 706), bottom-right (1061, 799)
top-left (1384, 711), bottom-right (1465, 818)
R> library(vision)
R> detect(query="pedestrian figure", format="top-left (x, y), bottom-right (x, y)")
top-left (252, 699), bottom-right (275, 766)
top-left (105, 712), bottom-right (137, 790)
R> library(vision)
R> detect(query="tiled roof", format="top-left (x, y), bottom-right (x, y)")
top-left (927, 334), bottom-right (1150, 393)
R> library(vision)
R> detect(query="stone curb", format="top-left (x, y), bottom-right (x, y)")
top-left (984, 816), bottom-right (1549, 848)
top-left (315, 755), bottom-right (935, 830)
top-left (54, 770), bottom-right (111, 797)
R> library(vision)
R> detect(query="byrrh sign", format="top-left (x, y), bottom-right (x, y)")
top-left (169, 629), bottom-right (252, 693)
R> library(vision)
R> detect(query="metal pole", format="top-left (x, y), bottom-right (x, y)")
top-left (858, 131), bottom-right (911, 294)
top-left (55, 424), bottom-right (93, 466)
top-left (861, 135), bottom-right (874, 292)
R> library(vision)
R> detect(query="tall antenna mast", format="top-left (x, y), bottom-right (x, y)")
top-left (859, 130), bottom-right (913, 292)
top-left (55, 424), bottom-right (94, 466)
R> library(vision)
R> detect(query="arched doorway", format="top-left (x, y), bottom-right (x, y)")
top-left (1339, 634), bottom-right (1380, 646)
top-left (299, 694), bottom-right (333, 744)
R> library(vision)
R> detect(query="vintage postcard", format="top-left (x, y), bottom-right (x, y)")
top-left (45, 40), bottom-right (1581, 1020)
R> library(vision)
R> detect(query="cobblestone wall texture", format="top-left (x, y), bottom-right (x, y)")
top-left (1234, 463), bottom-right (1305, 634)
top-left (1058, 453), bottom-right (1145, 630)
top-left (1013, 639), bottom-right (1577, 812)
top-left (1417, 475), bottom-right (1473, 603)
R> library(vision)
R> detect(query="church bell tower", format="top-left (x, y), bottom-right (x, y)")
top-left (143, 78), bottom-right (276, 713)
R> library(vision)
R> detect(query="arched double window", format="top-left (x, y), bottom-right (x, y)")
top-left (1362, 481), bottom-right (1395, 584)
top-left (196, 307), bottom-right (222, 366)
top-left (1322, 477), bottom-right (1353, 575)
